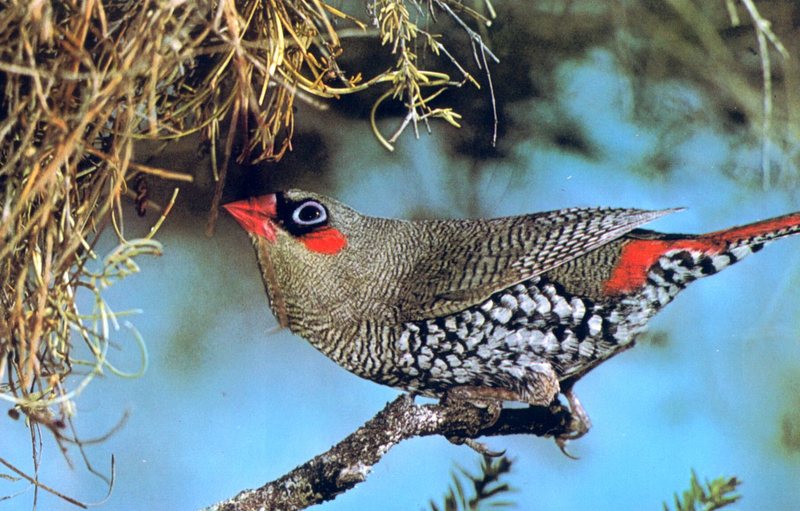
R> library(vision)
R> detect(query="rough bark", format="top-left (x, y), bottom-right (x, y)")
top-left (201, 395), bottom-right (573, 511)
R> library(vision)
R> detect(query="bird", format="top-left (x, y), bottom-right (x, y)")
top-left (223, 189), bottom-right (800, 448)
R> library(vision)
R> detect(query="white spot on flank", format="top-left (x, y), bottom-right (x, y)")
top-left (487, 326), bottom-right (507, 348)
top-left (649, 271), bottom-right (667, 286)
top-left (462, 358), bottom-right (480, 372)
top-left (730, 245), bottom-right (753, 260)
top-left (516, 353), bottom-right (532, 366)
top-left (446, 354), bottom-right (462, 367)
top-left (519, 294), bottom-right (536, 315)
top-left (642, 285), bottom-right (658, 303)
top-left (615, 324), bottom-right (631, 344)
top-left (535, 295), bottom-right (551, 315)
top-left (465, 331), bottom-right (484, 350)
top-left (711, 254), bottom-right (731, 271)
top-left (588, 315), bottom-right (603, 336)
top-left (505, 365), bottom-right (526, 379)
top-left (571, 297), bottom-right (586, 321)
top-left (490, 306), bottom-right (512, 324)
top-left (500, 294), bottom-right (518, 311)
top-left (552, 296), bottom-right (572, 319)
top-left (417, 354), bottom-right (432, 369)
top-left (561, 331), bottom-right (578, 353)
top-left (397, 330), bottom-right (410, 351)
top-left (452, 368), bottom-right (469, 383)
top-left (503, 331), bottom-right (524, 349)
top-left (543, 332), bottom-right (559, 354)
top-left (657, 286), bottom-right (670, 305)
top-left (526, 329), bottom-right (545, 349)
top-left (557, 353), bottom-right (573, 365)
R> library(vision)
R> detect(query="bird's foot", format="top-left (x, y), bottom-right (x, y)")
top-left (443, 386), bottom-right (506, 429)
top-left (442, 386), bottom-right (506, 451)
top-left (555, 388), bottom-right (592, 459)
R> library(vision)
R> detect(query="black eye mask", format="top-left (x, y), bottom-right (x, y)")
top-left (276, 192), bottom-right (330, 236)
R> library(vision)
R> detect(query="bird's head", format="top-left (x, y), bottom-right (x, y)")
top-left (223, 189), bottom-right (390, 333)
top-left (223, 190), bottom-right (350, 255)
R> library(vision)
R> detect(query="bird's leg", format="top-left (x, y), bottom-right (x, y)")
top-left (555, 386), bottom-right (592, 459)
top-left (442, 386), bottom-right (510, 457)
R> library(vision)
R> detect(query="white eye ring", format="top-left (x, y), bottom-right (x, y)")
top-left (292, 200), bottom-right (327, 226)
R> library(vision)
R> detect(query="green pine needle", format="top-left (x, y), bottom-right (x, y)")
top-left (429, 455), bottom-right (516, 511)
top-left (664, 470), bottom-right (742, 511)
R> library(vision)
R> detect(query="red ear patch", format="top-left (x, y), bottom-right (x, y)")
top-left (301, 227), bottom-right (347, 255)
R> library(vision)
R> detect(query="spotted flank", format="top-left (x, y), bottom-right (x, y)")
top-left (393, 277), bottom-right (619, 398)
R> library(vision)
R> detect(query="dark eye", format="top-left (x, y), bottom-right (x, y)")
top-left (292, 200), bottom-right (327, 226)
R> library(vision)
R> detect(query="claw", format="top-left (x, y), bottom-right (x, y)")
top-left (564, 389), bottom-right (592, 437)
top-left (448, 436), bottom-right (506, 457)
top-left (556, 436), bottom-right (580, 460)
top-left (466, 439), bottom-right (506, 457)
top-left (554, 388), bottom-right (592, 458)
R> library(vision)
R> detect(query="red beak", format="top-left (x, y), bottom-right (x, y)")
top-left (222, 194), bottom-right (278, 242)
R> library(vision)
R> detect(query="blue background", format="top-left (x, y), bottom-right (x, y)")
top-left (3, 47), bottom-right (800, 510)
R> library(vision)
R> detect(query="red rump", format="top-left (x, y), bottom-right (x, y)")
top-left (301, 227), bottom-right (347, 255)
top-left (603, 239), bottom-right (719, 295)
top-left (603, 211), bottom-right (800, 295)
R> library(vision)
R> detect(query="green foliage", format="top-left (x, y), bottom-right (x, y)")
top-left (429, 455), bottom-right (515, 511)
top-left (664, 470), bottom-right (742, 511)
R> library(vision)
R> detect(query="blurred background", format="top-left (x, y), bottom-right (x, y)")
top-left (3, 1), bottom-right (800, 509)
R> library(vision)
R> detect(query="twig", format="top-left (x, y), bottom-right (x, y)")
top-left (201, 395), bottom-right (571, 511)
top-left (479, 42), bottom-right (498, 147)
top-left (0, 457), bottom-right (87, 509)
top-left (739, 0), bottom-right (790, 189)
top-left (432, 0), bottom-right (499, 64)
top-left (431, 0), bottom-right (499, 145)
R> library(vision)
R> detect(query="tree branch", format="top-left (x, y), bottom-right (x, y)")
top-left (200, 395), bottom-right (573, 511)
